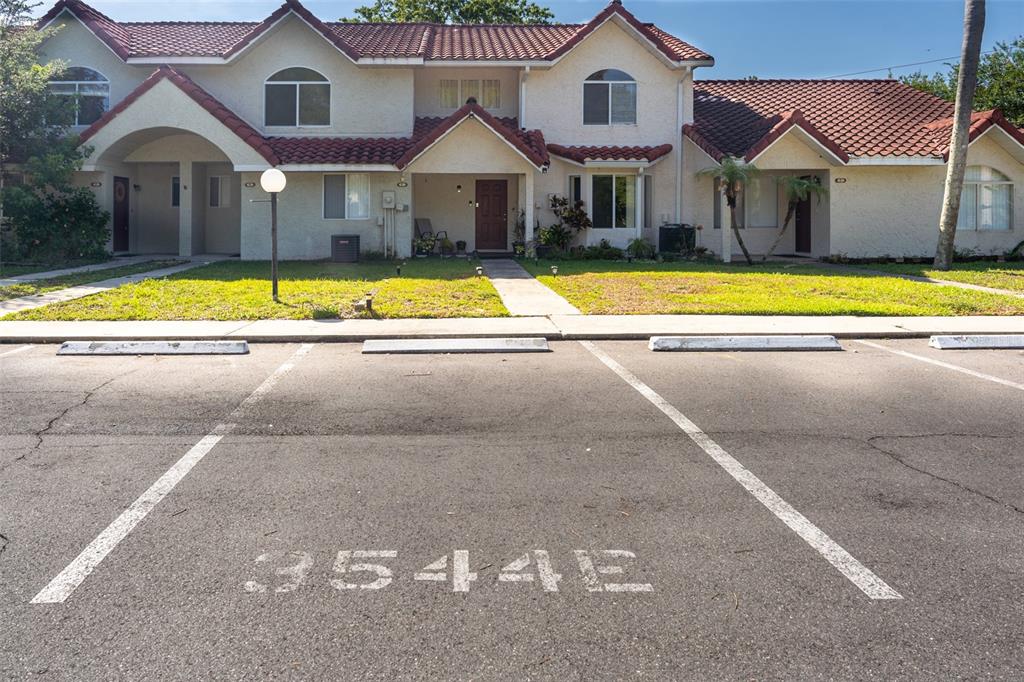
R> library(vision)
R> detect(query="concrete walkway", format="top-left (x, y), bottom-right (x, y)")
top-left (2, 314), bottom-right (1023, 343)
top-left (0, 258), bottom-right (225, 318)
top-left (482, 259), bottom-right (581, 316)
top-left (0, 255), bottom-right (173, 287)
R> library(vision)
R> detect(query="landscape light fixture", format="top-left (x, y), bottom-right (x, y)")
top-left (259, 168), bottom-right (287, 302)
top-left (550, 265), bottom-right (558, 276)
top-left (475, 266), bottom-right (483, 276)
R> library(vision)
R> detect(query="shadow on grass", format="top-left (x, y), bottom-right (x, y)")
top-left (179, 259), bottom-right (483, 283)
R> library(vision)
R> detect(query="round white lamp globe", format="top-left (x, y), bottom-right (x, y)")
top-left (260, 168), bottom-right (287, 194)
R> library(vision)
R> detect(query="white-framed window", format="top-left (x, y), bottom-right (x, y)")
top-left (591, 174), bottom-right (636, 229)
top-left (958, 166), bottom-right (1013, 231)
top-left (744, 176), bottom-right (777, 228)
top-left (643, 175), bottom-right (654, 228)
top-left (209, 176), bottom-right (230, 208)
top-left (323, 173), bottom-right (370, 220)
top-left (583, 69), bottom-right (636, 126)
top-left (48, 66), bottom-right (109, 126)
top-left (171, 176), bottom-right (180, 208)
top-left (569, 175), bottom-right (582, 204)
top-left (265, 67), bottom-right (330, 127)
top-left (439, 79), bottom-right (501, 109)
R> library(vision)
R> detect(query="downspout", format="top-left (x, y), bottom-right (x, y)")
top-left (519, 66), bottom-right (530, 128)
top-left (674, 71), bottom-right (686, 224)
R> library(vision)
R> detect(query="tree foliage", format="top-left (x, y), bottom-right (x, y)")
top-left (696, 157), bottom-right (759, 265)
top-left (2, 140), bottom-right (111, 262)
top-left (900, 37), bottom-right (1024, 126)
top-left (343, 0), bottom-right (554, 24)
top-left (762, 176), bottom-right (828, 261)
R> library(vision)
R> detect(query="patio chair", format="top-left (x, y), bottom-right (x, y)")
top-left (414, 218), bottom-right (447, 242)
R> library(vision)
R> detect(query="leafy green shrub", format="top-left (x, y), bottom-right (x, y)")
top-left (626, 238), bottom-right (655, 259)
top-left (579, 239), bottom-right (623, 260)
top-left (1, 141), bottom-right (109, 263)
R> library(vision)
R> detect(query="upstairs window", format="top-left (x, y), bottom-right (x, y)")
top-left (49, 67), bottom-right (109, 126)
top-left (439, 79), bottom-right (501, 109)
top-left (583, 69), bottom-right (636, 126)
top-left (265, 68), bottom-right (330, 127)
top-left (958, 166), bottom-right (1013, 231)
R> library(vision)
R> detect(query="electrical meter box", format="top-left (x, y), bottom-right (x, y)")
top-left (382, 190), bottom-right (396, 209)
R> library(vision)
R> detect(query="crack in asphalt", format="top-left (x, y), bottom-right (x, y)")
top-left (0, 531), bottom-right (8, 560)
top-left (6, 369), bottom-right (142, 469)
top-left (866, 434), bottom-right (1023, 516)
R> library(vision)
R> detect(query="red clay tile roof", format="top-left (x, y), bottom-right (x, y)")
top-left (547, 144), bottom-right (673, 164)
top-left (37, 0), bottom-right (711, 63)
top-left (395, 104), bottom-right (548, 169)
top-left (687, 79), bottom-right (1022, 162)
top-left (79, 66), bottom-right (280, 164)
top-left (923, 109), bottom-right (1024, 161)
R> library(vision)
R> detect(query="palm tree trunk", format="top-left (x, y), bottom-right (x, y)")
top-left (729, 204), bottom-right (753, 265)
top-left (935, 0), bottom-right (986, 271)
top-left (763, 203), bottom-right (796, 262)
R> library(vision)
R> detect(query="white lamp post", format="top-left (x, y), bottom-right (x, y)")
top-left (259, 168), bottom-right (287, 301)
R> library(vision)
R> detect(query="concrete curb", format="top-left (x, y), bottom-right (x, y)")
top-left (57, 340), bottom-right (250, 355)
top-left (1, 315), bottom-right (1024, 344)
top-left (928, 334), bottom-right (1024, 350)
top-left (649, 335), bottom-right (842, 352)
top-left (362, 337), bottom-right (550, 354)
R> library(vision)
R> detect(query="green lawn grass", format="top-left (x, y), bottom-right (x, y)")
top-left (9, 259), bottom-right (508, 320)
top-left (856, 261), bottom-right (1024, 292)
top-left (522, 260), bottom-right (1024, 316)
top-left (0, 258), bottom-right (109, 278)
top-left (0, 260), bottom-right (181, 303)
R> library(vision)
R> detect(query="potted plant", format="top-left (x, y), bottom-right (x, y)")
top-left (413, 235), bottom-right (436, 257)
top-left (455, 240), bottom-right (467, 256)
top-left (511, 209), bottom-right (526, 257)
top-left (439, 237), bottom-right (455, 257)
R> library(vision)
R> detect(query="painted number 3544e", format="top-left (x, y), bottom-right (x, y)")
top-left (244, 549), bottom-right (653, 594)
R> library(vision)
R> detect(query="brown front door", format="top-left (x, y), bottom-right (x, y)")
top-left (475, 179), bottom-right (508, 250)
top-left (794, 193), bottom-right (812, 253)
top-left (113, 176), bottom-right (130, 252)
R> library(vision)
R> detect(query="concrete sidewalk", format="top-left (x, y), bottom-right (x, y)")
top-left (2, 314), bottom-right (1023, 343)
top-left (0, 257), bottom-right (229, 318)
top-left (482, 259), bottom-right (580, 316)
top-left (0, 255), bottom-right (169, 287)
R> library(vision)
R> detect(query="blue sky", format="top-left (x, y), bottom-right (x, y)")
top-left (37, 0), bottom-right (1024, 80)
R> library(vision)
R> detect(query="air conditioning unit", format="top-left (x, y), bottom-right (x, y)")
top-left (331, 234), bottom-right (360, 263)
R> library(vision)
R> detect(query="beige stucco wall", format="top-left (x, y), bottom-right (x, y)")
top-left (134, 163), bottom-right (179, 253)
top-left (412, 174), bottom-right (519, 251)
top-left (202, 163), bottom-right (241, 254)
top-left (752, 134), bottom-right (836, 171)
top-left (182, 15), bottom-right (414, 137)
top-left (405, 118), bottom-right (536, 175)
top-left (414, 67), bottom-right (519, 120)
top-left (830, 134), bottom-right (1022, 258)
top-left (239, 171), bottom-right (413, 259)
top-left (37, 15), bottom-right (152, 134)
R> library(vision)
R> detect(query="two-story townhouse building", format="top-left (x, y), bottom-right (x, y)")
top-left (33, 0), bottom-right (1024, 261)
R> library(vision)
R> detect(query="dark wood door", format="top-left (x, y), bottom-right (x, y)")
top-left (795, 195), bottom-right (812, 253)
top-left (113, 176), bottom-right (130, 252)
top-left (475, 179), bottom-right (508, 250)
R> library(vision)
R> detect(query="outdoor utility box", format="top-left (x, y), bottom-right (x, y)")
top-left (658, 224), bottom-right (696, 253)
top-left (331, 234), bottom-right (360, 262)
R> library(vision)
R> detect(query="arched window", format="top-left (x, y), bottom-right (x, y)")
top-left (583, 69), bottom-right (636, 126)
top-left (265, 68), bottom-right (330, 127)
top-left (49, 67), bottom-right (109, 126)
top-left (959, 166), bottom-right (1013, 231)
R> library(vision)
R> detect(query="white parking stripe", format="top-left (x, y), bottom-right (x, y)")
top-left (579, 340), bottom-right (903, 601)
top-left (31, 343), bottom-right (315, 604)
top-left (0, 344), bottom-right (32, 358)
top-left (853, 340), bottom-right (1024, 392)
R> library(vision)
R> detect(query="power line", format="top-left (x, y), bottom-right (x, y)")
top-left (823, 50), bottom-right (996, 79)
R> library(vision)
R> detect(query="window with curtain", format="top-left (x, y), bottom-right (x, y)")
top-left (48, 67), bottom-right (109, 126)
top-left (439, 80), bottom-right (459, 109)
top-left (324, 174), bottom-right (370, 220)
top-left (569, 175), bottom-right (582, 204)
top-left (583, 69), bottom-right (636, 125)
top-left (958, 166), bottom-right (1013, 231)
top-left (265, 68), bottom-right (330, 127)
top-left (461, 79), bottom-right (481, 104)
top-left (592, 174), bottom-right (635, 229)
top-left (745, 176), bottom-right (777, 227)
top-left (482, 80), bottom-right (501, 108)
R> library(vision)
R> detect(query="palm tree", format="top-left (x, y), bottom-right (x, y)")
top-left (698, 157), bottom-right (757, 265)
top-left (935, 0), bottom-right (986, 271)
top-left (762, 176), bottom-right (829, 262)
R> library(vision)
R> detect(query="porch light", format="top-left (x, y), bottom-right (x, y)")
top-left (456, 184), bottom-right (462, 193)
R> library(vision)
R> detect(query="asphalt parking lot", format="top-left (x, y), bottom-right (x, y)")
top-left (1, 339), bottom-right (1022, 679)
